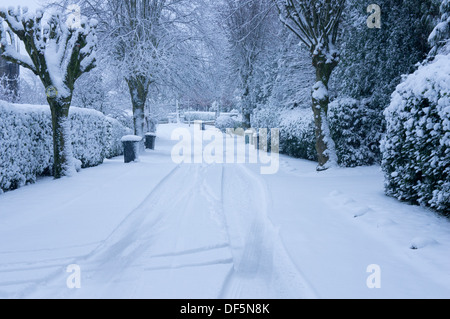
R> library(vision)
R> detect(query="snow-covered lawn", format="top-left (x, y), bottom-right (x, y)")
top-left (0, 124), bottom-right (449, 299)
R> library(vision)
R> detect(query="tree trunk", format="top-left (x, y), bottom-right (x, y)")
top-left (127, 77), bottom-right (150, 137)
top-left (312, 57), bottom-right (338, 171)
top-left (242, 90), bottom-right (252, 129)
top-left (240, 72), bottom-right (253, 129)
top-left (49, 98), bottom-right (74, 179)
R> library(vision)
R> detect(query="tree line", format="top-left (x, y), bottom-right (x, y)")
top-left (0, 0), bottom-right (447, 185)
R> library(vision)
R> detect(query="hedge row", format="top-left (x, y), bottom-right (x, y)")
top-left (252, 103), bottom-right (383, 167)
top-left (381, 55), bottom-right (449, 214)
top-left (0, 101), bottom-right (131, 193)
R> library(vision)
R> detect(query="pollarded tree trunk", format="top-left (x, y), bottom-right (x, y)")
top-left (48, 97), bottom-right (74, 178)
top-left (272, 0), bottom-right (345, 171)
top-left (127, 76), bottom-right (151, 137)
top-left (0, 8), bottom-right (97, 179)
top-left (312, 56), bottom-right (338, 170)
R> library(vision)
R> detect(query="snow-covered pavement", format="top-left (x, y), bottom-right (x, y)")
top-left (0, 124), bottom-right (449, 299)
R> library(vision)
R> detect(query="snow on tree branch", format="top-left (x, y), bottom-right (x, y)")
top-left (272, 0), bottom-right (345, 62)
top-left (0, 8), bottom-right (37, 74)
top-left (0, 6), bottom-right (97, 99)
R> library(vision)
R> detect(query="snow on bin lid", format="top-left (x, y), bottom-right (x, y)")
top-left (245, 129), bottom-right (254, 134)
top-left (121, 135), bottom-right (143, 142)
top-left (145, 132), bottom-right (157, 137)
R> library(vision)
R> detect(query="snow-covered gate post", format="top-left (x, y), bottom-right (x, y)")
top-left (0, 7), bottom-right (97, 178)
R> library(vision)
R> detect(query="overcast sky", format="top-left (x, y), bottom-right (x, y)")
top-left (0, 0), bottom-right (45, 11)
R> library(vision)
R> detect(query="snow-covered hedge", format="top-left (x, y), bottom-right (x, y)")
top-left (215, 115), bottom-right (237, 133)
top-left (0, 103), bottom-right (53, 191)
top-left (0, 101), bottom-right (131, 193)
top-left (381, 55), bottom-right (450, 214)
top-left (184, 111), bottom-right (216, 122)
top-left (329, 98), bottom-right (384, 167)
top-left (251, 105), bottom-right (280, 131)
top-left (252, 106), bottom-right (316, 160)
top-left (278, 108), bottom-right (317, 161)
top-left (252, 100), bottom-right (388, 167)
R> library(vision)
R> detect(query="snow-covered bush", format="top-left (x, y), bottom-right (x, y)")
top-left (429, 0), bottom-right (450, 56)
top-left (381, 55), bottom-right (450, 214)
top-left (279, 108), bottom-right (317, 161)
top-left (0, 103), bottom-right (53, 191)
top-left (184, 112), bottom-right (216, 122)
top-left (215, 115), bottom-right (237, 133)
top-left (251, 105), bottom-right (281, 130)
top-left (329, 98), bottom-right (384, 167)
top-left (70, 109), bottom-right (109, 168)
top-left (70, 108), bottom-right (129, 168)
top-left (251, 106), bottom-right (316, 160)
top-left (0, 101), bottom-right (130, 193)
top-left (252, 100), bottom-right (384, 166)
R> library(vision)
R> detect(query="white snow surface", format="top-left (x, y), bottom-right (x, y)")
top-left (312, 81), bottom-right (329, 101)
top-left (0, 124), bottom-right (449, 299)
top-left (121, 135), bottom-right (143, 142)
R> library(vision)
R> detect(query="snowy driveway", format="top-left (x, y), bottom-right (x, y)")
top-left (0, 124), bottom-right (449, 299)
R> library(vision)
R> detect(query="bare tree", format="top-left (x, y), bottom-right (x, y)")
top-left (74, 0), bottom-right (209, 136)
top-left (272, 0), bottom-right (345, 170)
top-left (108, 0), bottom-right (166, 136)
top-left (0, 7), bottom-right (97, 178)
top-left (220, 0), bottom-right (274, 128)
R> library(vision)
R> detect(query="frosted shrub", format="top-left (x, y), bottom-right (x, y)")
top-left (253, 101), bottom-right (384, 167)
top-left (71, 109), bottom-right (108, 168)
top-left (381, 55), bottom-right (450, 214)
top-left (105, 118), bottom-right (130, 159)
top-left (251, 106), bottom-right (316, 160)
top-left (329, 98), bottom-right (384, 167)
top-left (184, 112), bottom-right (216, 122)
top-left (0, 104), bottom-right (53, 191)
top-left (279, 108), bottom-right (317, 161)
top-left (251, 105), bottom-right (280, 131)
top-left (215, 115), bottom-right (236, 133)
top-left (0, 101), bottom-right (130, 193)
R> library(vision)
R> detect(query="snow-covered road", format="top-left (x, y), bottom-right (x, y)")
top-left (0, 124), bottom-right (449, 299)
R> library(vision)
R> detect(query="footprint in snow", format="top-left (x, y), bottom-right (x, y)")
top-left (353, 207), bottom-right (373, 218)
top-left (329, 190), bottom-right (343, 197)
top-left (376, 218), bottom-right (397, 228)
top-left (410, 237), bottom-right (438, 250)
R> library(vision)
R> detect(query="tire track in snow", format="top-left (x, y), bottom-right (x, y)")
top-left (15, 145), bottom-right (314, 298)
top-left (66, 164), bottom-right (204, 291)
top-left (0, 164), bottom-right (154, 298)
top-left (112, 163), bottom-right (233, 298)
top-left (83, 164), bottom-right (185, 261)
top-left (24, 163), bottom-right (234, 298)
top-left (148, 243), bottom-right (229, 259)
top-left (17, 163), bottom-right (183, 298)
top-left (219, 164), bottom-right (317, 299)
top-left (144, 258), bottom-right (233, 271)
top-left (41, 159), bottom-right (152, 218)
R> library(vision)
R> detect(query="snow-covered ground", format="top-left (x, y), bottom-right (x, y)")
top-left (0, 124), bottom-right (449, 299)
